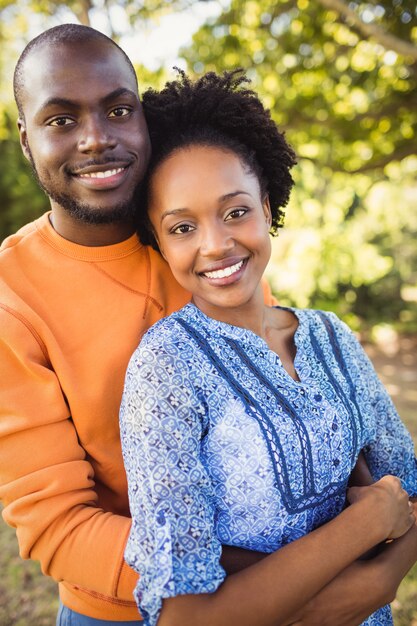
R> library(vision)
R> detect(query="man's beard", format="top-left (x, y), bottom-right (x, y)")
top-left (28, 149), bottom-right (139, 225)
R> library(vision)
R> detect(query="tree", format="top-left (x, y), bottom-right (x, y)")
top-left (180, 0), bottom-right (417, 327)
top-left (0, 0), bottom-right (416, 327)
top-left (183, 0), bottom-right (416, 173)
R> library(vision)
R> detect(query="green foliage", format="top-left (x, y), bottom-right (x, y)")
top-left (266, 156), bottom-right (417, 331)
top-left (0, 0), bottom-right (416, 327)
top-left (183, 0), bottom-right (416, 173)
top-left (0, 110), bottom-right (48, 242)
top-left (178, 0), bottom-right (417, 328)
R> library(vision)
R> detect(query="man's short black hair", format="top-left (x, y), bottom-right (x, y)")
top-left (14, 23), bottom-right (138, 120)
top-left (136, 69), bottom-right (297, 248)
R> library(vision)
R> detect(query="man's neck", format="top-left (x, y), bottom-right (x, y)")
top-left (49, 211), bottom-right (136, 247)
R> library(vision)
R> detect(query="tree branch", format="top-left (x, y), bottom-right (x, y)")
top-left (348, 143), bottom-right (417, 173)
top-left (295, 143), bottom-right (416, 173)
top-left (316, 0), bottom-right (417, 62)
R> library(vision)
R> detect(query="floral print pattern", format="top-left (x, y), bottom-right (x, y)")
top-left (120, 304), bottom-right (417, 625)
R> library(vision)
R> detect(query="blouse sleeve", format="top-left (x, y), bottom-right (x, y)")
top-left (119, 325), bottom-right (226, 625)
top-left (327, 312), bottom-right (417, 496)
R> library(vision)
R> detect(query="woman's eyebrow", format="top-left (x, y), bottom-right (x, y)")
top-left (160, 191), bottom-right (253, 222)
top-left (160, 208), bottom-right (188, 223)
top-left (219, 190), bottom-right (252, 202)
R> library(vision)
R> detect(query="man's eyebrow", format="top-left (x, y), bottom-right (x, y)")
top-left (39, 96), bottom-right (77, 111)
top-left (39, 88), bottom-right (139, 112)
top-left (102, 87), bottom-right (139, 104)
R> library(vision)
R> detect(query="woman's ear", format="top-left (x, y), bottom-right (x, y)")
top-left (159, 245), bottom-right (167, 262)
top-left (152, 229), bottom-right (167, 261)
top-left (262, 195), bottom-right (272, 227)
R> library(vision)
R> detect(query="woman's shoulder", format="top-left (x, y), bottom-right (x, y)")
top-left (286, 307), bottom-right (358, 348)
top-left (130, 303), bottom-right (203, 366)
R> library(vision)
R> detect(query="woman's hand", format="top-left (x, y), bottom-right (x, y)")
top-left (347, 475), bottom-right (415, 540)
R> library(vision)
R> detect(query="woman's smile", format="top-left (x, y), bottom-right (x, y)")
top-left (148, 144), bottom-right (272, 324)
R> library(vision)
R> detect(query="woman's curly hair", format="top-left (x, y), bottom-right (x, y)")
top-left (137, 69), bottom-right (297, 248)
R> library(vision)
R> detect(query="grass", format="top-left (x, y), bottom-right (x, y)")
top-left (0, 337), bottom-right (416, 625)
top-left (0, 521), bottom-right (58, 626)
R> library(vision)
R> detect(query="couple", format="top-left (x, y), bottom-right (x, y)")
top-left (0, 23), bottom-right (416, 626)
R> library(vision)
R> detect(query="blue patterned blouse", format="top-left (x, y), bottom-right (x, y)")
top-left (120, 303), bottom-right (417, 626)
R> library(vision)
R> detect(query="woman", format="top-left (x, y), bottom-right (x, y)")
top-left (120, 70), bottom-right (417, 626)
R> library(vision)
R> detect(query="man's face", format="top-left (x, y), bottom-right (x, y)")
top-left (18, 40), bottom-right (151, 229)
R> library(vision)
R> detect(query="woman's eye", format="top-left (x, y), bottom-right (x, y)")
top-left (225, 208), bottom-right (247, 221)
top-left (49, 117), bottom-right (74, 127)
top-left (109, 107), bottom-right (131, 118)
top-left (172, 224), bottom-right (194, 235)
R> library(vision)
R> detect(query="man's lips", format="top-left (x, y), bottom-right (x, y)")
top-left (77, 167), bottom-right (125, 180)
top-left (71, 163), bottom-right (131, 190)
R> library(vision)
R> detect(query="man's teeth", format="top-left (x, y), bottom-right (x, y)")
top-left (203, 260), bottom-right (244, 279)
top-left (79, 168), bottom-right (124, 179)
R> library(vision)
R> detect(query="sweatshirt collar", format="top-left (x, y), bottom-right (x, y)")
top-left (35, 212), bottom-right (142, 261)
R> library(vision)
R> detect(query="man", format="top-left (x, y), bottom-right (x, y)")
top-left (1, 23), bottom-right (416, 626)
top-left (1, 23), bottom-right (276, 624)
top-left (1, 23), bottom-right (186, 625)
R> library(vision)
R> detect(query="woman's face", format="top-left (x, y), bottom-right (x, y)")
top-left (148, 144), bottom-right (272, 321)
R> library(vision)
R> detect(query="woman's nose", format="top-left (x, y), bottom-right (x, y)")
top-left (199, 226), bottom-right (234, 257)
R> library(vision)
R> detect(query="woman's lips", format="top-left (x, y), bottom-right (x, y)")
top-left (199, 258), bottom-right (248, 286)
top-left (201, 259), bottom-right (244, 279)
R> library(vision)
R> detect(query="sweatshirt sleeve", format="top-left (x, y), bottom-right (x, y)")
top-left (0, 306), bottom-right (137, 602)
top-left (262, 276), bottom-right (278, 306)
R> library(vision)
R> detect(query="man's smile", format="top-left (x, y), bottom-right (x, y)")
top-left (71, 161), bottom-right (132, 190)
top-left (78, 167), bottom-right (125, 179)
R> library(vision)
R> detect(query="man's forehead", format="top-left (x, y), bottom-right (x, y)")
top-left (23, 39), bottom-right (130, 79)
top-left (21, 41), bottom-right (138, 111)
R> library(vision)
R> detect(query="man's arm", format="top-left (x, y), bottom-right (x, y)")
top-left (0, 308), bottom-right (137, 601)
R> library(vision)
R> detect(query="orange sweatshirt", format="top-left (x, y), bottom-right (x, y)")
top-left (0, 212), bottom-right (276, 621)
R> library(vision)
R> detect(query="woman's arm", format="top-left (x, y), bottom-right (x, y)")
top-left (158, 478), bottom-right (414, 626)
top-left (220, 504), bottom-right (417, 626)
top-left (120, 330), bottom-right (416, 626)
top-left (290, 514), bottom-right (417, 626)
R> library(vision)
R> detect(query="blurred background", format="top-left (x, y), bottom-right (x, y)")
top-left (0, 1), bottom-right (416, 624)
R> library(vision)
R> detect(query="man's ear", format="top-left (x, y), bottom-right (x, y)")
top-left (17, 118), bottom-right (31, 161)
top-left (262, 195), bottom-right (272, 228)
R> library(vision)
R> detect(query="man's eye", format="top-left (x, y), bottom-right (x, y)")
top-left (172, 224), bottom-right (194, 234)
top-left (109, 107), bottom-right (131, 118)
top-left (225, 208), bottom-right (247, 221)
top-left (49, 117), bottom-right (74, 127)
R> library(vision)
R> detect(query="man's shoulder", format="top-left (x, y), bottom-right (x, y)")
top-left (0, 214), bottom-right (45, 255)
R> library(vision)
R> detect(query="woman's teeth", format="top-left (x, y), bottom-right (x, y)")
top-left (203, 260), bottom-right (244, 279)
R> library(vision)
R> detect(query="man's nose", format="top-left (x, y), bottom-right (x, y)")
top-left (78, 116), bottom-right (116, 153)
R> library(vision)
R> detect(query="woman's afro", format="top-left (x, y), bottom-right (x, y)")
top-left (137, 69), bottom-right (297, 247)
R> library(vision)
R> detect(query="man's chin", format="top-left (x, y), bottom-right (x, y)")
top-left (65, 204), bottom-right (135, 225)
top-left (49, 192), bottom-right (136, 226)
